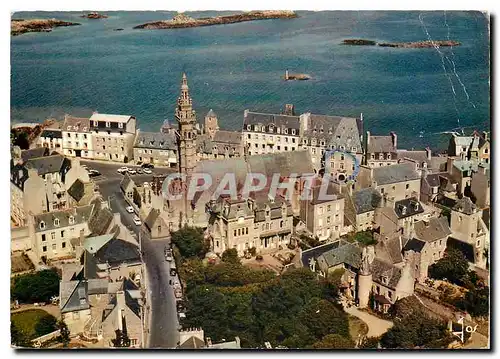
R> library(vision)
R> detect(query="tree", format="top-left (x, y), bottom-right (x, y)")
top-left (11, 322), bottom-right (32, 348)
top-left (455, 286), bottom-right (489, 317)
top-left (221, 248), bottom-right (241, 265)
top-left (359, 336), bottom-right (380, 349)
top-left (429, 248), bottom-right (470, 286)
top-left (58, 320), bottom-right (70, 347)
top-left (11, 269), bottom-right (60, 303)
top-left (34, 314), bottom-right (57, 337)
top-left (171, 226), bottom-right (208, 259)
top-left (312, 334), bottom-right (355, 349)
top-left (112, 328), bottom-right (131, 347)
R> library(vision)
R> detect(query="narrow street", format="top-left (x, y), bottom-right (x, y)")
top-left (344, 306), bottom-right (393, 338)
top-left (90, 161), bottom-right (180, 348)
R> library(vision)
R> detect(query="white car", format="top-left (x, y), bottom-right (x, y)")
top-left (133, 216), bottom-right (141, 226)
top-left (117, 166), bottom-right (129, 174)
top-left (128, 169), bottom-right (137, 175)
top-left (143, 168), bottom-right (152, 174)
top-left (126, 206), bottom-right (134, 214)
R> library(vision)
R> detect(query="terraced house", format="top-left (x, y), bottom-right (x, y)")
top-left (90, 113), bottom-right (137, 163)
top-left (242, 105), bottom-right (363, 181)
top-left (62, 115), bottom-right (94, 159)
top-left (133, 130), bottom-right (178, 167)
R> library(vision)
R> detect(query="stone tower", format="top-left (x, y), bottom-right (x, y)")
top-left (175, 73), bottom-right (197, 178)
top-left (204, 109), bottom-right (219, 139)
top-left (358, 246), bottom-right (374, 308)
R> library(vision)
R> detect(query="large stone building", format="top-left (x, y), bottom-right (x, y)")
top-left (133, 131), bottom-right (178, 167)
top-left (363, 131), bottom-right (398, 167)
top-left (344, 188), bottom-right (382, 232)
top-left (90, 113), bottom-right (137, 163)
top-left (62, 115), bottom-right (94, 159)
top-left (242, 106), bottom-right (363, 181)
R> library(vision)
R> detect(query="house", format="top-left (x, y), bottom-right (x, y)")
top-left (143, 208), bottom-right (169, 239)
top-left (314, 243), bottom-right (415, 313)
top-left (363, 131), bottom-right (398, 167)
top-left (67, 179), bottom-right (97, 207)
top-left (120, 174), bottom-right (136, 202)
top-left (90, 113), bottom-right (137, 163)
top-left (206, 192), bottom-right (294, 256)
top-left (31, 205), bottom-right (94, 262)
top-left (356, 162), bottom-right (421, 202)
top-left (420, 172), bottom-right (452, 204)
top-left (60, 280), bottom-right (92, 335)
top-left (38, 128), bottom-right (63, 152)
top-left (101, 280), bottom-right (143, 348)
top-left (448, 131), bottom-right (489, 164)
top-left (11, 164), bottom-right (46, 227)
top-left (448, 197), bottom-right (489, 269)
top-left (403, 217), bottom-right (451, 282)
top-left (470, 163), bottom-right (490, 209)
top-left (374, 197), bottom-right (424, 238)
top-left (133, 130), bottom-right (177, 167)
top-left (344, 188), bottom-right (382, 232)
top-left (177, 328), bottom-right (241, 349)
top-left (20, 147), bottom-right (49, 162)
top-left (299, 180), bottom-right (345, 241)
top-left (62, 115), bottom-right (94, 159)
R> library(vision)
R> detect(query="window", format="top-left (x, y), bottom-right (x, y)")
top-left (247, 134), bottom-right (251, 139)
top-left (52, 243), bottom-right (57, 250)
top-left (381, 188), bottom-right (385, 194)
top-left (51, 232), bottom-right (56, 240)
top-left (406, 184), bottom-right (410, 190)
top-left (106, 121), bottom-right (111, 127)
top-left (54, 218), bottom-right (60, 226)
top-left (291, 129), bottom-right (295, 135)
top-left (118, 122), bottom-right (123, 129)
top-left (69, 216), bottom-right (75, 225)
top-left (43, 246), bottom-right (47, 252)
top-left (234, 229), bottom-right (237, 237)
top-left (327, 205), bottom-right (331, 212)
top-left (340, 154), bottom-right (344, 160)
top-left (62, 242), bottom-right (66, 249)
top-left (284, 129), bottom-right (288, 134)
top-left (61, 230), bottom-right (65, 238)
top-left (476, 239), bottom-right (481, 247)
top-left (41, 234), bottom-right (46, 242)
top-left (40, 221), bottom-right (45, 230)
top-left (327, 216), bottom-right (331, 224)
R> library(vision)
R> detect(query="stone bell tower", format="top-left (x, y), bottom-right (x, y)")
top-left (175, 73), bottom-right (197, 178)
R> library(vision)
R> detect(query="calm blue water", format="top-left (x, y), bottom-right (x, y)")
top-left (11, 11), bottom-right (490, 149)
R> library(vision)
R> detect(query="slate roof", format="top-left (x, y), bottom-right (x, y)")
top-left (453, 197), bottom-right (477, 215)
top-left (63, 115), bottom-right (91, 133)
top-left (60, 280), bottom-right (90, 314)
top-left (243, 111), bottom-right (301, 132)
top-left (144, 209), bottom-right (160, 231)
top-left (352, 188), bottom-right (382, 214)
top-left (393, 197), bottom-right (424, 219)
top-left (300, 240), bottom-right (342, 267)
top-left (133, 131), bottom-right (177, 150)
top-left (68, 179), bottom-right (85, 202)
top-left (88, 199), bottom-right (114, 236)
top-left (375, 236), bottom-right (405, 264)
top-left (206, 109), bottom-right (217, 118)
top-left (120, 174), bottom-right (135, 192)
top-left (84, 234), bottom-right (114, 254)
top-left (447, 237), bottom-right (475, 263)
top-left (303, 114), bottom-right (363, 152)
top-left (93, 236), bottom-right (140, 265)
top-left (414, 217), bottom-right (451, 242)
top-left (367, 135), bottom-right (395, 153)
top-left (308, 182), bottom-right (343, 205)
top-left (372, 162), bottom-right (420, 185)
top-left (213, 130), bottom-right (242, 145)
top-left (317, 242), bottom-right (362, 269)
top-left (178, 336), bottom-right (206, 349)
top-left (40, 129), bottom-right (63, 139)
top-left (370, 257), bottom-right (402, 289)
top-left (21, 147), bottom-right (49, 162)
top-left (10, 162), bottom-right (29, 191)
top-left (25, 154), bottom-right (71, 176)
top-left (34, 205), bottom-right (94, 233)
top-left (403, 238), bottom-right (426, 253)
top-left (424, 173), bottom-right (443, 188)
top-left (247, 150), bottom-right (314, 179)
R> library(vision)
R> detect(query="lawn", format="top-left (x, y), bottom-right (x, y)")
top-left (348, 315), bottom-right (369, 342)
top-left (11, 309), bottom-right (54, 339)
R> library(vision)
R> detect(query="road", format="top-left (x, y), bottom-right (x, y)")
top-left (344, 306), bottom-right (393, 338)
top-left (82, 159), bottom-right (179, 348)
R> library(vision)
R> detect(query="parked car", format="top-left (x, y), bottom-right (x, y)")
top-left (128, 169), bottom-right (137, 175)
top-left (136, 168), bottom-right (143, 174)
top-left (143, 168), bottom-right (152, 174)
top-left (133, 216), bottom-right (141, 226)
top-left (141, 163), bottom-right (154, 169)
top-left (126, 206), bottom-right (134, 214)
top-left (165, 249), bottom-right (173, 262)
top-left (88, 170), bottom-right (101, 177)
top-left (117, 166), bottom-right (129, 174)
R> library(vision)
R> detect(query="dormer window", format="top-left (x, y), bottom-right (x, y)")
top-left (321, 141), bottom-right (325, 146)
top-left (54, 218), bottom-right (60, 227)
top-left (291, 129), bottom-right (295, 135)
top-left (93, 120), bottom-right (98, 127)
top-left (381, 275), bottom-right (388, 285)
top-left (401, 206), bottom-right (407, 216)
top-left (284, 128), bottom-right (288, 134)
top-left (261, 126), bottom-right (265, 132)
top-left (106, 121), bottom-right (111, 128)
top-left (277, 128), bottom-right (281, 134)
top-left (246, 124), bottom-right (251, 131)
top-left (118, 122), bottom-right (123, 129)
top-left (69, 216), bottom-right (75, 225)
top-left (39, 221), bottom-right (46, 230)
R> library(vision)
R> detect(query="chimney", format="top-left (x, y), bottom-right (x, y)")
top-left (390, 132), bottom-right (398, 149)
top-left (366, 131), bottom-right (371, 146)
top-left (425, 147), bottom-right (432, 160)
top-left (117, 290), bottom-right (126, 310)
top-left (482, 131), bottom-right (488, 141)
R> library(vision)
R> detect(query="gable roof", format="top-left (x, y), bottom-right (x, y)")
top-left (84, 234), bottom-right (114, 254)
top-left (372, 162), bottom-right (420, 185)
top-left (375, 236), bottom-right (405, 264)
top-left (300, 240), bottom-right (342, 267)
top-left (144, 208), bottom-right (161, 230)
top-left (34, 205), bottom-right (94, 233)
top-left (414, 217), bottom-right (452, 242)
top-left (317, 242), bottom-right (362, 269)
top-left (63, 115), bottom-right (91, 133)
top-left (393, 197), bottom-right (424, 219)
top-left (403, 238), bottom-right (426, 253)
top-left (21, 147), bottom-right (49, 162)
top-left (453, 196), bottom-right (476, 215)
top-left (133, 131), bottom-right (177, 150)
top-left (304, 114), bottom-right (362, 151)
top-left (367, 135), bottom-right (395, 153)
top-left (178, 336), bottom-right (206, 349)
top-left (352, 188), bottom-right (382, 214)
top-left (68, 179), bottom-right (85, 202)
top-left (60, 280), bottom-right (90, 313)
top-left (213, 130), bottom-right (242, 145)
top-left (243, 111), bottom-right (301, 131)
top-left (120, 174), bottom-right (135, 191)
top-left (10, 162), bottom-right (29, 191)
top-left (88, 199), bottom-right (114, 236)
top-left (25, 154), bottom-right (70, 176)
top-left (370, 257), bottom-right (402, 289)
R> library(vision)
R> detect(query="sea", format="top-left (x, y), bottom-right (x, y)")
top-left (11, 11), bottom-right (490, 150)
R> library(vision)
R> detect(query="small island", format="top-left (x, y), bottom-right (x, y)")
top-left (11, 18), bottom-right (80, 36)
top-left (114, 28), bottom-right (124, 31)
top-left (283, 70), bottom-right (310, 81)
top-left (341, 38), bottom-right (461, 48)
top-left (342, 39), bottom-right (376, 46)
top-left (134, 10), bottom-right (297, 30)
top-left (81, 12), bottom-right (108, 19)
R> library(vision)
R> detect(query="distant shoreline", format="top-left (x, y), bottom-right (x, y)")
top-left (342, 39), bottom-right (461, 48)
top-left (11, 18), bottom-right (80, 36)
top-left (134, 10), bottom-right (297, 30)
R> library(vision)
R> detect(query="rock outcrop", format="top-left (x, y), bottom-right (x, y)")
top-left (134, 10), bottom-right (297, 30)
top-left (81, 12), bottom-right (108, 19)
top-left (341, 38), bottom-right (461, 48)
top-left (11, 18), bottom-right (80, 36)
